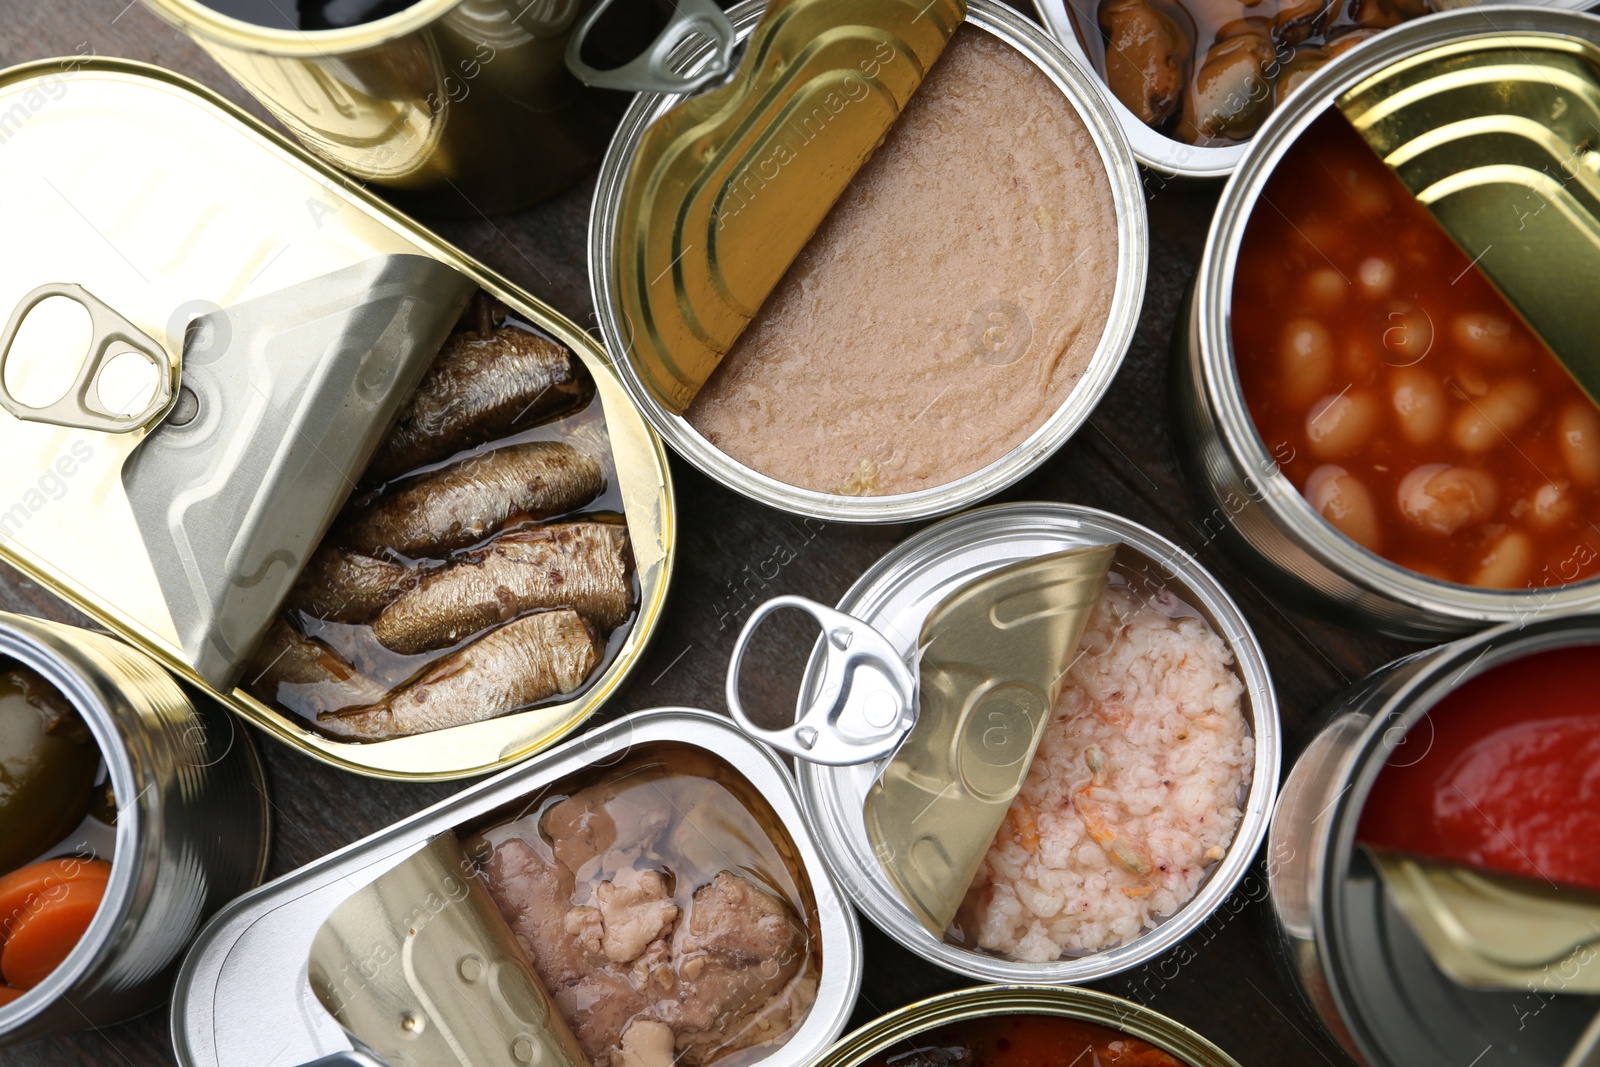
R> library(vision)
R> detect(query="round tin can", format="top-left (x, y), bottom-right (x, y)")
top-left (0, 612), bottom-right (269, 1045)
top-left (1267, 612), bottom-right (1600, 1067)
top-left (588, 0), bottom-right (1149, 524)
top-left (171, 708), bottom-right (860, 1067)
top-left (1171, 5), bottom-right (1600, 640)
top-left (815, 984), bottom-right (1241, 1067)
top-left (1032, 0), bottom-right (1597, 181)
top-left (138, 0), bottom-right (615, 212)
top-left (791, 502), bottom-right (1280, 982)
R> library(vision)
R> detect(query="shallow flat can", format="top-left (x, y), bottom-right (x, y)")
top-left (0, 57), bottom-right (675, 780)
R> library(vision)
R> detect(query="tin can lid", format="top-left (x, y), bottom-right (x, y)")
top-left (1339, 35), bottom-right (1600, 405)
top-left (612, 0), bottom-right (967, 415)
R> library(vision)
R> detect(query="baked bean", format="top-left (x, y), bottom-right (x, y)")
top-left (1233, 112), bottom-right (1600, 588)
top-left (1306, 389), bottom-right (1379, 458)
top-left (1279, 318), bottom-right (1335, 406)
top-left (1357, 256), bottom-right (1394, 298)
top-left (1397, 464), bottom-right (1497, 535)
top-left (1469, 531), bottom-right (1533, 589)
top-left (1305, 464), bottom-right (1382, 550)
top-left (1451, 312), bottom-right (1520, 365)
top-left (1558, 399), bottom-right (1600, 487)
top-left (1450, 377), bottom-right (1540, 453)
top-left (1302, 268), bottom-right (1347, 313)
top-left (1389, 367), bottom-right (1445, 445)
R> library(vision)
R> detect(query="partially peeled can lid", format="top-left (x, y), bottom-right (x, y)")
top-left (1338, 35), bottom-right (1600, 405)
top-left (613, 0), bottom-right (967, 414)
top-left (728, 543), bottom-right (1116, 937)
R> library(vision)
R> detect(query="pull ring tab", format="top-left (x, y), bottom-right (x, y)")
top-left (727, 595), bottom-right (917, 766)
top-left (566, 0), bottom-right (738, 95)
top-left (0, 283), bottom-right (174, 433)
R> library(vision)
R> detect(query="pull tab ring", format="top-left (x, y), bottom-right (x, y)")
top-left (726, 595), bottom-right (917, 766)
top-left (0, 283), bottom-right (174, 433)
top-left (566, 0), bottom-right (738, 95)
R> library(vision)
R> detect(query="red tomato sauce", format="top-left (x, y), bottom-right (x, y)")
top-left (1356, 645), bottom-right (1600, 891)
top-left (1232, 109), bottom-right (1600, 590)
top-left (860, 1013), bottom-right (1188, 1067)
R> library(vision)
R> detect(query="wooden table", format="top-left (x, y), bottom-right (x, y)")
top-left (0, 4), bottom-right (1408, 1063)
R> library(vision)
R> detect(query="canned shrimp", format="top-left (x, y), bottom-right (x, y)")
top-left (0, 58), bottom-right (675, 779)
top-left (0, 613), bottom-right (268, 1045)
top-left (1268, 612), bottom-right (1600, 1066)
top-left (589, 0), bottom-right (1148, 523)
top-left (171, 709), bottom-right (861, 1067)
top-left (1172, 6), bottom-right (1600, 639)
top-left (1032, 0), bottom-right (1596, 180)
top-left (815, 985), bottom-right (1242, 1067)
top-left (770, 503), bottom-right (1279, 983)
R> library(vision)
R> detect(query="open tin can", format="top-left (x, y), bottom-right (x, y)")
top-left (1268, 612), bottom-right (1600, 1066)
top-left (734, 502), bottom-right (1279, 983)
top-left (1032, 0), bottom-right (1596, 181)
top-left (1172, 5), bottom-right (1600, 640)
top-left (588, 0), bottom-right (1148, 523)
top-left (815, 984), bottom-right (1241, 1067)
top-left (170, 708), bottom-right (861, 1067)
top-left (0, 612), bottom-right (269, 1045)
top-left (0, 57), bottom-right (675, 780)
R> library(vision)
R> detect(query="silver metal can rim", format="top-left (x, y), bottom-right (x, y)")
top-left (1297, 613), bottom-right (1600, 1065)
top-left (793, 501), bottom-right (1281, 983)
top-left (169, 707), bottom-right (861, 1067)
top-left (587, 0), bottom-right (1150, 524)
top-left (1193, 5), bottom-right (1600, 627)
top-left (1032, 0), bottom-right (1597, 180)
top-left (814, 984), bottom-right (1243, 1067)
top-left (0, 617), bottom-right (271, 1038)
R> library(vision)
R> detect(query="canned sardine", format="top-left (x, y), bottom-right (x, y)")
top-left (0, 613), bottom-right (268, 1045)
top-left (1269, 612), bottom-right (1600, 1066)
top-left (171, 709), bottom-right (860, 1067)
top-left (589, 0), bottom-right (1148, 523)
top-left (0, 58), bottom-right (675, 779)
top-left (771, 503), bottom-right (1279, 983)
top-left (1172, 6), bottom-right (1600, 639)
top-left (1032, 0), bottom-right (1596, 180)
top-left (815, 985), bottom-right (1241, 1067)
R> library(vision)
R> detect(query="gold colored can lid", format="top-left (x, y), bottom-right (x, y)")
top-left (1339, 35), bottom-right (1600, 404)
top-left (614, 0), bottom-right (967, 414)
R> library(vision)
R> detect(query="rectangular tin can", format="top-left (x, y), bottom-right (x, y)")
top-left (169, 708), bottom-right (863, 1067)
top-left (0, 57), bottom-right (675, 780)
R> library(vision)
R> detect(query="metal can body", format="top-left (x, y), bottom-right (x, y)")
top-left (815, 985), bottom-right (1242, 1067)
top-left (792, 502), bottom-right (1280, 982)
top-left (588, 0), bottom-right (1149, 524)
top-left (1032, 0), bottom-right (1596, 181)
top-left (0, 58), bottom-right (676, 780)
top-left (139, 0), bottom-right (612, 212)
top-left (170, 708), bottom-right (862, 1067)
top-left (1171, 6), bottom-right (1600, 640)
top-left (0, 612), bottom-right (269, 1045)
top-left (1267, 613), bottom-right (1600, 1066)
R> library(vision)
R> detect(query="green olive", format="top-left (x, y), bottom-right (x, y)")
top-left (0, 665), bottom-right (100, 875)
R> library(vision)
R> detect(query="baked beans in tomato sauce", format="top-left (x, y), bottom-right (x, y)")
top-left (1232, 110), bottom-right (1600, 590)
top-left (861, 1014), bottom-right (1187, 1067)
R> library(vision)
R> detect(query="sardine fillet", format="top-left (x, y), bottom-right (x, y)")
top-left (366, 327), bottom-right (592, 483)
top-left (344, 441), bottom-right (604, 558)
top-left (245, 620), bottom-right (388, 716)
top-left (286, 547), bottom-right (411, 623)
top-left (319, 609), bottom-right (604, 740)
top-left (371, 523), bottom-right (632, 655)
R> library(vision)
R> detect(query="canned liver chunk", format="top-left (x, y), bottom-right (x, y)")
top-left (1231, 109), bottom-right (1600, 590)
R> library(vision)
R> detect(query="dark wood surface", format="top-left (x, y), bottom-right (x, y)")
top-left (0, 4), bottom-right (1412, 1063)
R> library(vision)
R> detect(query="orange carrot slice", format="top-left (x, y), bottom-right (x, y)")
top-left (0, 986), bottom-right (22, 1005)
top-left (0, 858), bottom-right (111, 950)
top-left (0, 877), bottom-right (108, 989)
